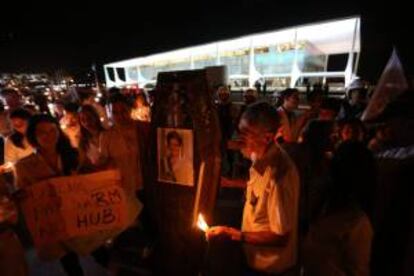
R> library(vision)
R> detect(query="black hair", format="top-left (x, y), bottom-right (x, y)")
top-left (0, 88), bottom-right (19, 97)
top-left (108, 87), bottom-right (121, 96)
top-left (26, 114), bottom-right (79, 175)
top-left (302, 120), bottom-right (334, 160)
top-left (109, 93), bottom-right (132, 107)
top-left (240, 101), bottom-right (280, 133)
top-left (320, 97), bottom-right (341, 113)
top-left (338, 118), bottom-right (366, 140)
top-left (9, 108), bottom-right (32, 149)
top-left (328, 141), bottom-right (376, 214)
top-left (280, 88), bottom-right (299, 100)
top-left (63, 102), bottom-right (80, 113)
top-left (166, 131), bottom-right (183, 146)
top-left (307, 89), bottom-right (323, 103)
top-left (79, 104), bottom-right (104, 151)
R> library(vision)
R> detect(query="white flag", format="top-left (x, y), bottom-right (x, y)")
top-left (361, 48), bottom-right (409, 121)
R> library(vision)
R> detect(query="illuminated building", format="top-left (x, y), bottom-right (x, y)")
top-left (104, 17), bottom-right (360, 91)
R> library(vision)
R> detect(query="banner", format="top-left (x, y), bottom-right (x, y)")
top-left (22, 170), bottom-right (128, 248)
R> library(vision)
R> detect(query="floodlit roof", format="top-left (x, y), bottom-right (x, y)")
top-left (105, 16), bottom-right (360, 68)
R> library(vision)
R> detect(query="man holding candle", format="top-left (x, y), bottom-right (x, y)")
top-left (206, 102), bottom-right (300, 275)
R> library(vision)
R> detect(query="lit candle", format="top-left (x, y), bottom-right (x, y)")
top-left (197, 213), bottom-right (209, 232)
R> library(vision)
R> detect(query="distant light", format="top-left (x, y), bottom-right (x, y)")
top-left (97, 93), bottom-right (102, 97)
top-left (48, 103), bottom-right (54, 112)
top-left (94, 97), bottom-right (100, 102)
top-left (4, 105), bottom-right (9, 110)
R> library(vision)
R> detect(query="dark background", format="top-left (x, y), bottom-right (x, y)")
top-left (0, 0), bottom-right (412, 82)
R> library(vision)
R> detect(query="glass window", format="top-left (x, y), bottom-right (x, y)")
top-left (106, 67), bottom-right (115, 82)
top-left (194, 54), bottom-right (216, 69)
top-left (154, 58), bottom-right (191, 73)
top-left (265, 77), bottom-right (291, 90)
top-left (296, 18), bottom-right (359, 73)
top-left (140, 65), bottom-right (157, 81)
top-left (254, 45), bottom-right (295, 74)
top-left (116, 68), bottom-right (126, 82)
top-left (219, 49), bottom-right (249, 75)
top-left (295, 41), bottom-right (326, 72)
top-left (127, 67), bottom-right (138, 81)
top-left (327, 54), bottom-right (348, 71)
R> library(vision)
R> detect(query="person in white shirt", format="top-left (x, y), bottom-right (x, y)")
top-left (207, 102), bottom-right (300, 275)
top-left (3, 108), bottom-right (33, 172)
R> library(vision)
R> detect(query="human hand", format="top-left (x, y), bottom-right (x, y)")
top-left (206, 226), bottom-right (242, 242)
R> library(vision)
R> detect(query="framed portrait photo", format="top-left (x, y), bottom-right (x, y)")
top-left (157, 128), bottom-right (194, 186)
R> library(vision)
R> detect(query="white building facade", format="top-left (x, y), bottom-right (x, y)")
top-left (104, 17), bottom-right (360, 91)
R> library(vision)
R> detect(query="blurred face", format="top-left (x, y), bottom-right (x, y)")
top-left (319, 109), bottom-right (337, 121)
top-left (341, 124), bottom-right (363, 142)
top-left (284, 92), bottom-right (299, 110)
top-left (64, 112), bottom-right (79, 128)
top-left (11, 118), bottom-right (28, 134)
top-left (218, 92), bottom-right (230, 103)
top-left (238, 119), bottom-right (273, 161)
top-left (310, 94), bottom-right (323, 110)
top-left (111, 102), bottom-right (132, 126)
top-left (35, 122), bottom-right (59, 150)
top-left (377, 126), bottom-right (393, 141)
top-left (244, 95), bottom-right (256, 105)
top-left (80, 110), bottom-right (99, 133)
top-left (168, 138), bottom-right (181, 158)
top-left (350, 90), bottom-right (366, 106)
top-left (4, 93), bottom-right (21, 110)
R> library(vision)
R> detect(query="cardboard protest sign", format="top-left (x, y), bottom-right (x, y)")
top-left (22, 170), bottom-right (128, 248)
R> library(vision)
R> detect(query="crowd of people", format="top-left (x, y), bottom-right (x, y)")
top-left (0, 86), bottom-right (151, 275)
top-left (213, 80), bottom-right (413, 276)
top-left (0, 77), bottom-right (412, 276)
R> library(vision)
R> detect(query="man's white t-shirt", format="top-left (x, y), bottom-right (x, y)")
top-left (242, 143), bottom-right (300, 274)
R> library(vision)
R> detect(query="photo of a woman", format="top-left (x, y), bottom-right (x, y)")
top-left (158, 129), bottom-right (193, 186)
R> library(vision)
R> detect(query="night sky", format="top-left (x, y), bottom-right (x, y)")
top-left (0, 0), bottom-right (412, 81)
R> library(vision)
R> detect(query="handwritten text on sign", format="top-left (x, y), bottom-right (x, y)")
top-left (22, 170), bottom-right (128, 246)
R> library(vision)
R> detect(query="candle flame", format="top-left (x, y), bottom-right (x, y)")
top-left (197, 214), bottom-right (209, 232)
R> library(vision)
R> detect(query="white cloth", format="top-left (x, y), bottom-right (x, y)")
top-left (242, 143), bottom-right (300, 274)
